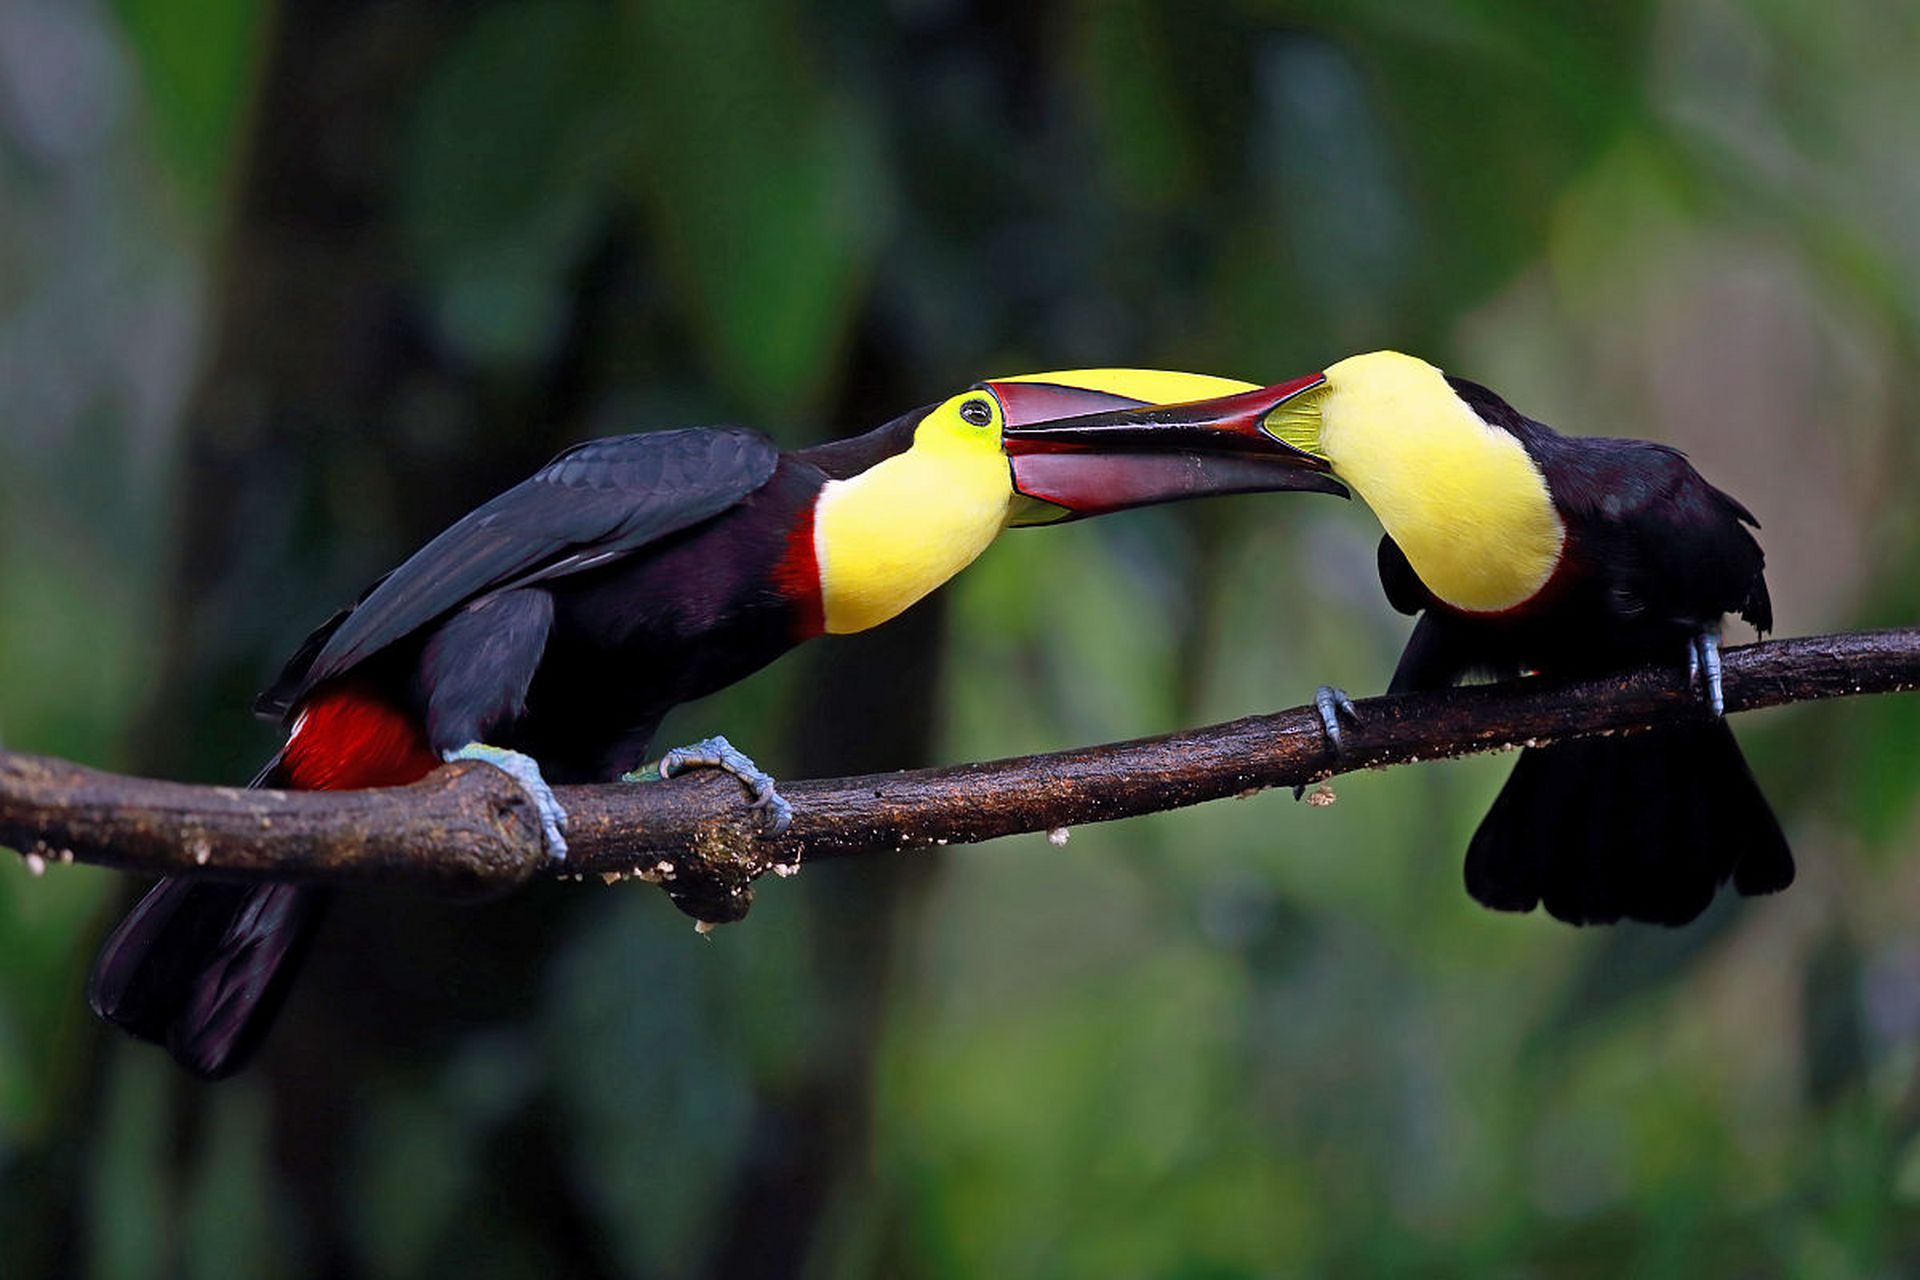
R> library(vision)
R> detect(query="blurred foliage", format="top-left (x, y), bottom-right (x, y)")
top-left (5, 0), bottom-right (1920, 1276)
top-left (110, 0), bottom-right (264, 214)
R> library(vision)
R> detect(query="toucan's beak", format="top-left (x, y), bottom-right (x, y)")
top-left (988, 373), bottom-right (1343, 525)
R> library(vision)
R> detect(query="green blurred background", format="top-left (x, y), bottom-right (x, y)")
top-left (4, 1), bottom-right (1920, 1275)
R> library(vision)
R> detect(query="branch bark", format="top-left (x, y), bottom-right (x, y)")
top-left (5, 628), bottom-right (1916, 922)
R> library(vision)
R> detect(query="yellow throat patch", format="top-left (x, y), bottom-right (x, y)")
top-left (1315, 352), bottom-right (1565, 615)
top-left (813, 397), bottom-right (1015, 634)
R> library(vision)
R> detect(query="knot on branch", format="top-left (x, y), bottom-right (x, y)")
top-left (558, 771), bottom-right (799, 923)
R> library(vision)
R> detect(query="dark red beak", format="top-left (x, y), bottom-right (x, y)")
top-left (988, 373), bottom-right (1341, 524)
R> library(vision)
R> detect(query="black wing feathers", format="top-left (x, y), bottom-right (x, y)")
top-left (1445, 375), bottom-right (1769, 636)
top-left (1376, 535), bottom-right (1431, 617)
top-left (1541, 436), bottom-right (1770, 634)
top-left (420, 587), bottom-right (557, 751)
top-left (259, 428), bottom-right (780, 715)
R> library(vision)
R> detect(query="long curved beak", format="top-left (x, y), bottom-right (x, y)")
top-left (988, 372), bottom-right (1342, 525)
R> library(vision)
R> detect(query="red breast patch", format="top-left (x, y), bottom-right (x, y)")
top-left (771, 499), bottom-right (825, 639)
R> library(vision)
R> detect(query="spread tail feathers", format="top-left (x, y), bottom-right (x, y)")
top-left (87, 752), bottom-right (327, 1080)
top-left (1464, 720), bottom-right (1793, 926)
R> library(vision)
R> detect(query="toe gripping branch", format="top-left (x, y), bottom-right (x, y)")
top-left (1297, 685), bottom-right (1361, 800)
top-left (445, 743), bottom-right (570, 860)
top-left (639, 735), bottom-right (794, 837)
top-left (1688, 631), bottom-right (1725, 717)
top-left (1315, 685), bottom-right (1361, 747)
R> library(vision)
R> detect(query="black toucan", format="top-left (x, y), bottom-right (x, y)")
top-left (1165, 351), bottom-right (1792, 925)
top-left (89, 369), bottom-right (1346, 1078)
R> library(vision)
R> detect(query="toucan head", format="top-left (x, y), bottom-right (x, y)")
top-left (971, 368), bottom-right (1348, 524)
top-left (805, 369), bottom-right (1348, 635)
top-left (1133, 350), bottom-right (1575, 615)
top-left (873, 369), bottom-right (1346, 525)
top-left (1247, 351), bottom-right (1463, 469)
top-left (1092, 351), bottom-right (1519, 507)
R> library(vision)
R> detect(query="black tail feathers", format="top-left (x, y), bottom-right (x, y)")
top-left (87, 753), bottom-right (327, 1079)
top-left (87, 879), bottom-right (328, 1078)
top-left (1464, 720), bottom-right (1793, 926)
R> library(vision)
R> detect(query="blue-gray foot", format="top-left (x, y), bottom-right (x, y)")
top-left (1687, 631), bottom-right (1725, 717)
top-left (1298, 685), bottom-right (1360, 800)
top-left (639, 735), bottom-right (793, 837)
top-left (1314, 685), bottom-right (1361, 748)
top-left (445, 743), bottom-right (569, 860)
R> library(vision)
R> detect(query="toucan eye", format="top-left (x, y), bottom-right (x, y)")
top-left (959, 398), bottom-right (993, 428)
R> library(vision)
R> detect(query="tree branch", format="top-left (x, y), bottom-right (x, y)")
top-left (5, 629), bottom-right (1916, 922)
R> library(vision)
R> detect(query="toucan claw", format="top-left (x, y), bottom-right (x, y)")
top-left (446, 743), bottom-right (570, 860)
top-left (654, 735), bottom-right (794, 837)
top-left (1314, 685), bottom-right (1361, 748)
top-left (1296, 685), bottom-right (1360, 800)
top-left (1687, 631), bottom-right (1725, 717)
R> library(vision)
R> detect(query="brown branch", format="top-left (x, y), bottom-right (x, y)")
top-left (5, 629), bottom-right (1917, 922)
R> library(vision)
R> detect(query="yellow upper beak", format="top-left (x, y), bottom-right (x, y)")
top-left (986, 369), bottom-right (1344, 523)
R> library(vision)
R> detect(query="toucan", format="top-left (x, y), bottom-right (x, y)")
top-left (1150, 351), bottom-right (1793, 925)
top-left (88, 369), bottom-right (1347, 1078)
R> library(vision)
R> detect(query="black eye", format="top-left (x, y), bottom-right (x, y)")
top-left (959, 398), bottom-right (993, 428)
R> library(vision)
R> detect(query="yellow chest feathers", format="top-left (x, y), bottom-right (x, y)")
top-left (1319, 360), bottom-right (1566, 614)
top-left (812, 440), bottom-right (1012, 634)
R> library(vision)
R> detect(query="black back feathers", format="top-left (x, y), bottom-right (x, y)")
top-left (259, 429), bottom-right (780, 718)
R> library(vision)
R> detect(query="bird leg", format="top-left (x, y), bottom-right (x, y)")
top-left (626, 735), bottom-right (793, 837)
top-left (1687, 630), bottom-right (1725, 717)
top-left (445, 743), bottom-right (570, 860)
top-left (1297, 685), bottom-right (1361, 800)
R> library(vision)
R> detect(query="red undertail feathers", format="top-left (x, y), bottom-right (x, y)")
top-left (279, 684), bottom-right (440, 791)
